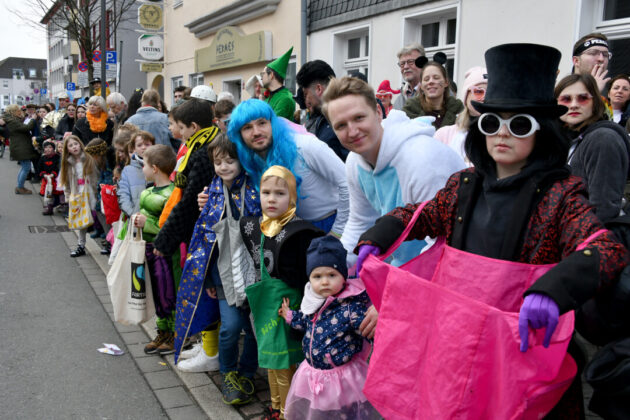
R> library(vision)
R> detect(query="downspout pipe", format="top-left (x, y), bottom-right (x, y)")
top-left (301, 0), bottom-right (307, 65)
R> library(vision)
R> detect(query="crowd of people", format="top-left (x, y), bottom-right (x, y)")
top-left (1, 32), bottom-right (630, 420)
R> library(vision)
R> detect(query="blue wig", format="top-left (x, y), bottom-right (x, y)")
top-left (227, 99), bottom-right (300, 191)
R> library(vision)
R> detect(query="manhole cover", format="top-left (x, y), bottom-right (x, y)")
top-left (28, 225), bottom-right (70, 233)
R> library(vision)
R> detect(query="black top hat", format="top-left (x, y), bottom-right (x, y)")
top-left (89, 78), bottom-right (102, 85)
top-left (472, 44), bottom-right (567, 117)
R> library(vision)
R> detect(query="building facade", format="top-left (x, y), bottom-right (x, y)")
top-left (308, 0), bottom-right (630, 95)
top-left (151, 0), bottom-right (302, 107)
top-left (0, 57), bottom-right (48, 109)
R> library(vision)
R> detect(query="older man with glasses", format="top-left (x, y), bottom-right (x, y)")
top-left (572, 32), bottom-right (613, 92)
top-left (393, 43), bottom-right (426, 111)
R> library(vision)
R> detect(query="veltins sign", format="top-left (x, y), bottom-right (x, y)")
top-left (138, 4), bottom-right (163, 31)
top-left (138, 34), bottom-right (164, 60)
top-left (195, 26), bottom-right (272, 73)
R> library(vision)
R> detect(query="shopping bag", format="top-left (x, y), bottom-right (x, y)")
top-left (43, 174), bottom-right (54, 206)
top-left (68, 189), bottom-right (93, 230)
top-left (108, 214), bottom-right (126, 265)
top-left (106, 215), bottom-right (155, 325)
top-left (101, 184), bottom-right (121, 225)
top-left (360, 202), bottom-right (579, 420)
top-left (213, 184), bottom-right (257, 307)
top-left (245, 235), bottom-right (304, 369)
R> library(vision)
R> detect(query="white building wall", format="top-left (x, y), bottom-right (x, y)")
top-left (309, 0), bottom-right (582, 90)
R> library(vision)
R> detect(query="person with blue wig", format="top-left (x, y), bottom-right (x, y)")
top-left (226, 99), bottom-right (349, 236)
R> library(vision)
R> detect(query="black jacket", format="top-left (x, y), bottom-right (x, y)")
top-left (305, 112), bottom-right (348, 162)
top-left (72, 117), bottom-right (114, 145)
top-left (568, 120), bottom-right (630, 222)
top-left (55, 115), bottom-right (75, 140)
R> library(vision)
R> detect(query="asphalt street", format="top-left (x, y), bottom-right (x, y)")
top-left (0, 156), bottom-right (168, 419)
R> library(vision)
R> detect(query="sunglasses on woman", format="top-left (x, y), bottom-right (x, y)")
top-left (478, 113), bottom-right (540, 138)
top-left (469, 87), bottom-right (486, 101)
top-left (556, 93), bottom-right (593, 106)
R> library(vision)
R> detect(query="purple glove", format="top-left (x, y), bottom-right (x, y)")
top-left (356, 244), bottom-right (381, 276)
top-left (518, 293), bottom-right (560, 352)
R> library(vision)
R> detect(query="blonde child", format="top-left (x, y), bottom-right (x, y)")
top-left (59, 135), bottom-right (98, 257)
top-left (240, 166), bottom-right (324, 419)
top-left (118, 130), bottom-right (154, 219)
top-left (133, 145), bottom-right (179, 355)
top-left (278, 236), bottom-right (379, 419)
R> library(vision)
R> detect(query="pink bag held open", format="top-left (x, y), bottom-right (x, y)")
top-left (360, 202), bottom-right (581, 420)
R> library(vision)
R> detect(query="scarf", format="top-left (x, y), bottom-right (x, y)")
top-left (175, 126), bottom-right (219, 187)
top-left (86, 111), bottom-right (108, 133)
top-left (260, 165), bottom-right (297, 237)
top-left (300, 283), bottom-right (326, 315)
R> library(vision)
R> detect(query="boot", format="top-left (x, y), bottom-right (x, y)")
top-left (42, 204), bottom-right (54, 215)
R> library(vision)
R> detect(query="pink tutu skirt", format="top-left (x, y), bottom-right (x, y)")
top-left (285, 354), bottom-right (381, 420)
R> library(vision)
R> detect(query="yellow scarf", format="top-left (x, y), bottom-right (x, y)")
top-left (260, 166), bottom-right (297, 237)
top-left (174, 126), bottom-right (219, 188)
top-left (86, 111), bottom-right (108, 133)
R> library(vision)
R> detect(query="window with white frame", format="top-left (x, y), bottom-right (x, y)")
top-left (29, 69), bottom-right (37, 78)
top-left (189, 73), bottom-right (204, 88)
top-left (2, 95), bottom-right (9, 106)
top-left (333, 28), bottom-right (370, 79)
top-left (591, 0), bottom-right (630, 78)
top-left (285, 61), bottom-right (297, 95)
top-left (3, 80), bottom-right (8, 88)
top-left (403, 6), bottom-right (457, 82)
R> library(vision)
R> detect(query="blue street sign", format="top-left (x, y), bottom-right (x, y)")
top-left (66, 82), bottom-right (76, 91)
top-left (106, 51), bottom-right (117, 64)
top-left (41, 88), bottom-right (47, 95)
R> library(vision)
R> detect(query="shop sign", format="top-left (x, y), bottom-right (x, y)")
top-left (138, 34), bottom-right (164, 60)
top-left (195, 26), bottom-right (272, 72)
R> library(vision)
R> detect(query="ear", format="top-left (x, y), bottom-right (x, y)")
top-left (315, 83), bottom-right (325, 96)
top-left (571, 56), bottom-right (580, 67)
top-left (191, 121), bottom-right (201, 132)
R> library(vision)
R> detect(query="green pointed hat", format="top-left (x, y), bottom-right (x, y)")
top-left (267, 47), bottom-right (293, 80)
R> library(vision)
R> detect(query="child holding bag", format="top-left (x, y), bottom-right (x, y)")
top-left (133, 145), bottom-right (179, 355)
top-left (278, 235), bottom-right (379, 420)
top-left (240, 166), bottom-right (324, 420)
top-left (355, 44), bottom-right (628, 418)
top-left (174, 134), bottom-right (261, 405)
top-left (59, 135), bottom-right (98, 257)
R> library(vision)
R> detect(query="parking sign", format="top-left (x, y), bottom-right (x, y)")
top-left (66, 82), bottom-right (76, 91)
top-left (106, 51), bottom-right (117, 64)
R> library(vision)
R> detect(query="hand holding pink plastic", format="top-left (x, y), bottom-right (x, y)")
top-left (356, 244), bottom-right (381, 276)
top-left (518, 293), bottom-right (559, 352)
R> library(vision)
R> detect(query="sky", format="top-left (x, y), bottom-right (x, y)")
top-left (0, 0), bottom-right (49, 61)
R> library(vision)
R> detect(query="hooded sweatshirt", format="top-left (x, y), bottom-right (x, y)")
top-left (341, 110), bottom-right (466, 266)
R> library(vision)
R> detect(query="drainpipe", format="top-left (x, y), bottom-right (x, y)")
top-left (301, 0), bottom-right (307, 65)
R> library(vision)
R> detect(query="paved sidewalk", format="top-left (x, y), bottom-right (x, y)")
top-left (43, 194), bottom-right (274, 420)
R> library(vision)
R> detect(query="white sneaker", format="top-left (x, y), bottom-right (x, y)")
top-left (179, 342), bottom-right (202, 360)
top-left (177, 349), bottom-right (219, 372)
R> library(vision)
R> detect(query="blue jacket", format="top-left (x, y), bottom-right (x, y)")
top-left (126, 106), bottom-right (172, 147)
top-left (174, 172), bottom-right (261, 362)
top-left (285, 278), bottom-right (371, 370)
top-left (118, 155), bottom-right (146, 216)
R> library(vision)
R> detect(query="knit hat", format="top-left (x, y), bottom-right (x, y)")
top-left (459, 66), bottom-right (487, 103)
top-left (267, 47), bottom-right (293, 80)
top-left (377, 80), bottom-right (401, 96)
top-left (42, 139), bottom-right (56, 150)
top-left (306, 236), bottom-right (348, 279)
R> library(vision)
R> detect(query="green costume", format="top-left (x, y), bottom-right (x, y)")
top-left (266, 87), bottom-right (296, 121)
top-left (139, 183), bottom-right (175, 243)
top-left (265, 46), bottom-right (296, 121)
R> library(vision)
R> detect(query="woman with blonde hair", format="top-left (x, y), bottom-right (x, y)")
top-left (72, 95), bottom-right (114, 145)
top-left (3, 104), bottom-right (39, 194)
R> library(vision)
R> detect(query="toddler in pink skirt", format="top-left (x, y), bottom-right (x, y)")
top-left (279, 236), bottom-right (381, 420)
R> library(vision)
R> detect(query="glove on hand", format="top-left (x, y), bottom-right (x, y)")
top-left (356, 244), bottom-right (381, 276)
top-left (518, 293), bottom-right (560, 352)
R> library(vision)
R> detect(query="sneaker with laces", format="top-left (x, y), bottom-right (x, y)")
top-left (176, 348), bottom-right (219, 372)
top-left (179, 342), bottom-right (202, 360)
top-left (157, 332), bottom-right (175, 355)
top-left (144, 330), bottom-right (169, 354)
top-left (238, 374), bottom-right (255, 395)
top-left (221, 372), bottom-right (252, 405)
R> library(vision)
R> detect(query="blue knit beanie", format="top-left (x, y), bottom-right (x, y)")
top-left (306, 236), bottom-right (348, 279)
